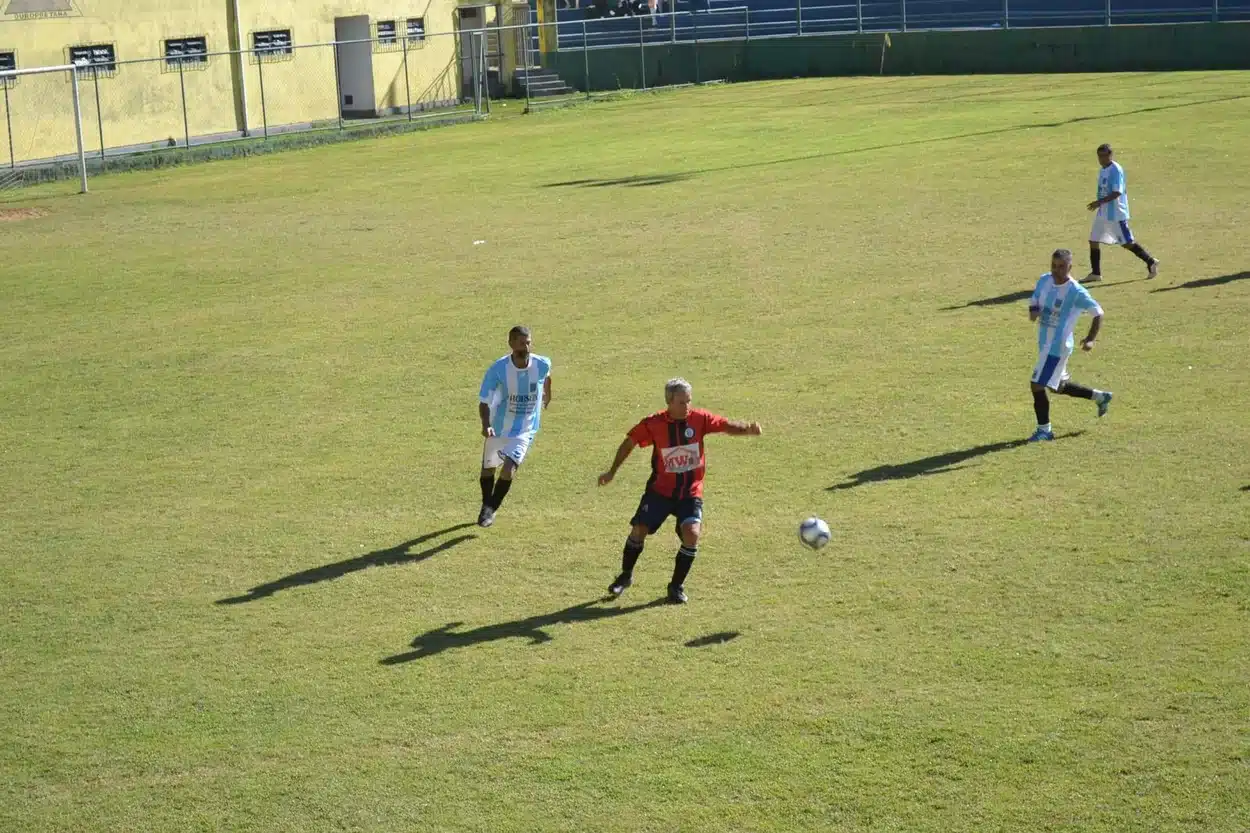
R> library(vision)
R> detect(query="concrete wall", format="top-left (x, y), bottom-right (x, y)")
top-left (0, 0), bottom-right (461, 163)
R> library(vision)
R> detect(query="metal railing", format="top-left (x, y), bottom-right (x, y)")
top-left (551, 0), bottom-right (1250, 47)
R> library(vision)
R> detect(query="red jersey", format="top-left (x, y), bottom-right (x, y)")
top-left (627, 408), bottom-right (730, 499)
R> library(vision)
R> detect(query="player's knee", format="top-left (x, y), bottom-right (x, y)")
top-left (1030, 382), bottom-right (1045, 393)
top-left (680, 523), bottom-right (701, 547)
top-left (500, 461), bottom-right (517, 479)
top-left (1089, 241), bottom-right (1101, 249)
top-left (630, 523), bottom-right (651, 541)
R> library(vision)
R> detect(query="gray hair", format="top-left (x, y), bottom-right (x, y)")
top-left (1052, 248), bottom-right (1074, 264)
top-left (664, 378), bottom-right (692, 403)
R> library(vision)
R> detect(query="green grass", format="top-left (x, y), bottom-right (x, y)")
top-left (2, 72), bottom-right (1248, 833)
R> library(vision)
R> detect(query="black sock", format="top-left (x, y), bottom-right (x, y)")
top-left (621, 537), bottom-right (644, 576)
top-left (1060, 382), bottom-right (1094, 400)
top-left (1126, 243), bottom-right (1155, 265)
top-left (489, 478), bottom-right (512, 510)
top-left (479, 473), bottom-right (495, 504)
top-left (1032, 388), bottom-right (1050, 425)
top-left (1090, 245), bottom-right (1101, 275)
top-left (671, 545), bottom-right (697, 587)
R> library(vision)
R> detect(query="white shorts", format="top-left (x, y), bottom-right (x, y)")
top-left (1090, 215), bottom-right (1135, 245)
top-left (482, 435), bottom-right (532, 469)
top-left (1031, 351), bottom-right (1071, 391)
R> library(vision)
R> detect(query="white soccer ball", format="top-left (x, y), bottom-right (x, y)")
top-left (798, 516), bottom-right (831, 550)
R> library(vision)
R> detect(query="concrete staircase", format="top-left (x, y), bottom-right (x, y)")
top-left (515, 67), bottom-right (575, 97)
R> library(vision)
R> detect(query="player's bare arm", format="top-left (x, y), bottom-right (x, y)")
top-left (479, 402), bottom-right (494, 437)
top-left (1081, 314), bottom-right (1103, 351)
top-left (724, 420), bottom-right (763, 436)
top-left (1087, 191), bottom-right (1120, 211)
top-left (598, 437), bottom-right (637, 486)
top-left (543, 376), bottom-right (552, 409)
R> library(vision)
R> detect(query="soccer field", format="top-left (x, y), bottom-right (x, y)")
top-left (2, 72), bottom-right (1248, 832)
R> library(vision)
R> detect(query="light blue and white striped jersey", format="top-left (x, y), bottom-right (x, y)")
top-left (1097, 161), bottom-right (1130, 221)
top-left (479, 354), bottom-right (552, 440)
top-left (1031, 274), bottom-right (1103, 357)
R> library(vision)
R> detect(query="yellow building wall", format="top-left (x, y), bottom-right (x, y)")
top-left (0, 0), bottom-right (462, 164)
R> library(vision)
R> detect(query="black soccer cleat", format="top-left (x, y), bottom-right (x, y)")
top-left (477, 504), bottom-right (495, 528)
top-left (667, 583), bottom-right (688, 605)
top-left (608, 573), bottom-right (632, 598)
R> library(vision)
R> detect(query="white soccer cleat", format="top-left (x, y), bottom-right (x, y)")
top-left (1084, 272), bottom-right (1102, 282)
top-left (1147, 260), bottom-right (1160, 280)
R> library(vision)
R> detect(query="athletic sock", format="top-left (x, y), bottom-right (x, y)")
top-left (1032, 389), bottom-right (1050, 426)
top-left (479, 473), bottom-right (495, 504)
top-left (1089, 246), bottom-right (1102, 275)
top-left (1061, 382), bottom-right (1094, 400)
top-left (488, 478), bottom-right (513, 510)
top-left (1127, 243), bottom-right (1155, 265)
top-left (671, 545), bottom-right (697, 587)
top-left (621, 537), bottom-right (644, 576)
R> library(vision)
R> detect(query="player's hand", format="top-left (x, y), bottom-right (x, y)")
top-left (597, 471), bottom-right (614, 486)
top-left (1081, 338), bottom-right (1096, 352)
top-left (1086, 201), bottom-right (1100, 211)
top-left (749, 422), bottom-right (763, 436)
top-left (482, 426), bottom-right (495, 438)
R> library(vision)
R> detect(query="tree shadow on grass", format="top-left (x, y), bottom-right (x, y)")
top-left (542, 95), bottom-right (1247, 190)
top-left (828, 432), bottom-right (1085, 491)
top-left (542, 174), bottom-right (691, 188)
top-left (380, 597), bottom-right (667, 663)
top-left (1150, 271), bottom-right (1250, 293)
top-left (215, 524), bottom-right (477, 605)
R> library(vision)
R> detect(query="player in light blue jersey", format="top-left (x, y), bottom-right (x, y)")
top-left (1086, 143), bottom-right (1159, 281)
top-left (1028, 249), bottom-right (1113, 442)
top-left (476, 326), bottom-right (552, 527)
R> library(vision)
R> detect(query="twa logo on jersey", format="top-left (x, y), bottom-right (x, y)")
top-left (662, 443), bottom-right (700, 474)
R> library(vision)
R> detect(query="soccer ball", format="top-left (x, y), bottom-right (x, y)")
top-left (798, 517), bottom-right (831, 550)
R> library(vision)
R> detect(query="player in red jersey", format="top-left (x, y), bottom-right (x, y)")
top-left (597, 378), bottom-right (762, 604)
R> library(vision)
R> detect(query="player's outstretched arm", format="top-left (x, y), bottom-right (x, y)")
top-left (724, 420), bottom-right (763, 436)
top-left (1081, 315), bottom-right (1103, 351)
top-left (598, 438), bottom-right (637, 486)
top-left (543, 376), bottom-right (552, 409)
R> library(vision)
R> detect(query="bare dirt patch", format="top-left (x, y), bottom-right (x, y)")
top-left (0, 207), bottom-right (49, 222)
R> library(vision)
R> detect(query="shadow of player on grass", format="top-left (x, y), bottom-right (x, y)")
top-left (1150, 271), bottom-right (1250, 293)
top-left (215, 524), bottom-right (477, 605)
top-left (828, 432), bottom-right (1085, 491)
top-left (380, 598), bottom-right (667, 664)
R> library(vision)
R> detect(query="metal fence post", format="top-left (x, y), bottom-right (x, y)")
top-left (91, 69), bottom-right (104, 160)
top-left (901, 0), bottom-right (907, 31)
top-left (693, 10), bottom-right (701, 83)
top-left (582, 20), bottom-right (590, 98)
top-left (523, 21), bottom-right (532, 111)
top-left (746, 6), bottom-right (751, 39)
top-left (70, 69), bottom-right (88, 193)
top-left (402, 37), bottom-right (413, 119)
top-left (257, 56), bottom-right (269, 139)
top-left (639, 15), bottom-right (646, 89)
top-left (856, 0), bottom-right (864, 32)
top-left (332, 42), bottom-right (344, 130)
top-left (797, 0), bottom-right (803, 35)
top-left (178, 59), bottom-right (191, 149)
top-left (1105, 0), bottom-right (1111, 25)
top-left (1003, 0), bottom-right (1009, 28)
top-left (1212, 0), bottom-right (1219, 21)
top-left (3, 84), bottom-right (13, 170)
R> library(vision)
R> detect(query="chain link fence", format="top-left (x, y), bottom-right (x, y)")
top-left (0, 29), bottom-right (486, 176)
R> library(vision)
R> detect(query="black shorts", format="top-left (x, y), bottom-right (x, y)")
top-left (630, 491), bottom-right (703, 537)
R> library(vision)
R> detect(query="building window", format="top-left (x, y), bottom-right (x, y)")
top-left (164, 36), bottom-right (208, 69)
top-left (0, 51), bottom-right (15, 88)
top-left (377, 20), bottom-right (397, 44)
top-left (252, 29), bottom-right (293, 61)
top-left (406, 18), bottom-right (425, 44)
top-left (69, 43), bottom-right (117, 77)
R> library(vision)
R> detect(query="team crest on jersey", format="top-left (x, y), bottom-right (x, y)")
top-left (684, 427), bottom-right (694, 438)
